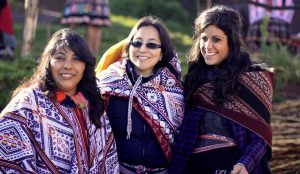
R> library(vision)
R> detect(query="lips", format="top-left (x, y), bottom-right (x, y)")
top-left (205, 52), bottom-right (217, 56)
top-left (60, 73), bottom-right (75, 79)
top-left (136, 56), bottom-right (149, 61)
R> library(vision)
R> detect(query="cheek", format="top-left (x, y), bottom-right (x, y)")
top-left (199, 43), bottom-right (205, 54)
top-left (221, 46), bottom-right (229, 58)
top-left (129, 47), bottom-right (135, 57)
top-left (49, 63), bottom-right (57, 77)
top-left (78, 64), bottom-right (86, 78)
top-left (199, 42), bottom-right (204, 50)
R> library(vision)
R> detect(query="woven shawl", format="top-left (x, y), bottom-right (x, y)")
top-left (193, 70), bottom-right (274, 147)
top-left (171, 70), bottom-right (274, 174)
top-left (0, 87), bottom-right (119, 174)
top-left (97, 56), bottom-right (184, 162)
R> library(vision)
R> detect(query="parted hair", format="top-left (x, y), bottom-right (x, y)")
top-left (185, 5), bottom-right (251, 106)
top-left (13, 28), bottom-right (104, 128)
top-left (122, 16), bottom-right (175, 69)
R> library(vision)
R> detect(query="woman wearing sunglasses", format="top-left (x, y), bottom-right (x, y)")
top-left (97, 16), bottom-right (184, 174)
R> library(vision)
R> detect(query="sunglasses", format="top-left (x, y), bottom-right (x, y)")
top-left (130, 41), bottom-right (162, 49)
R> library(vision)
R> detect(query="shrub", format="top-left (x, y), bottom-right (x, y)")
top-left (252, 16), bottom-right (300, 102)
top-left (110, 0), bottom-right (192, 31)
top-left (0, 58), bottom-right (36, 110)
top-left (255, 42), bottom-right (300, 102)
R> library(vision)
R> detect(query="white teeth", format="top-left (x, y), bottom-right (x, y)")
top-left (61, 74), bottom-right (73, 78)
top-left (206, 52), bottom-right (216, 56)
top-left (137, 56), bottom-right (148, 60)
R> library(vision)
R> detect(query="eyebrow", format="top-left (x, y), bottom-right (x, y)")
top-left (213, 35), bottom-right (224, 38)
top-left (201, 34), bottom-right (224, 39)
top-left (134, 37), bottom-right (159, 42)
top-left (55, 51), bottom-right (66, 56)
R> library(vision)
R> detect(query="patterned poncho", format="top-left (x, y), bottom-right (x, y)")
top-left (0, 87), bottom-right (119, 174)
top-left (97, 56), bottom-right (184, 162)
top-left (171, 68), bottom-right (274, 174)
top-left (193, 70), bottom-right (274, 146)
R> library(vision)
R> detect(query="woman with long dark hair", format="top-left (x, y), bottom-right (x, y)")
top-left (97, 16), bottom-right (184, 174)
top-left (171, 5), bottom-right (274, 174)
top-left (0, 28), bottom-right (119, 173)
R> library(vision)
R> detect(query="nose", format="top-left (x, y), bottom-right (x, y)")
top-left (63, 59), bottom-right (73, 69)
top-left (205, 39), bottom-right (213, 50)
top-left (139, 44), bottom-right (148, 52)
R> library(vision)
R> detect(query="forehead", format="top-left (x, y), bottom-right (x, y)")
top-left (53, 45), bottom-right (73, 54)
top-left (201, 25), bottom-right (226, 37)
top-left (133, 26), bottom-right (160, 41)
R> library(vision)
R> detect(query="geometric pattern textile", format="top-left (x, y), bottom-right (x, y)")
top-left (193, 70), bottom-right (274, 147)
top-left (0, 87), bottom-right (119, 173)
top-left (97, 55), bottom-right (184, 161)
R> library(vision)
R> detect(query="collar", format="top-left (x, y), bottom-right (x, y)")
top-left (56, 91), bottom-right (88, 109)
top-left (126, 60), bottom-right (156, 84)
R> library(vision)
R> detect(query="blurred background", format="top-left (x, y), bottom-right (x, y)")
top-left (0, 0), bottom-right (299, 173)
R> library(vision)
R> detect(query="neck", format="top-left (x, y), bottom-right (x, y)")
top-left (134, 66), bottom-right (153, 77)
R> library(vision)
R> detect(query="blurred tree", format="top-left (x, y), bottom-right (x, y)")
top-left (21, 0), bottom-right (39, 58)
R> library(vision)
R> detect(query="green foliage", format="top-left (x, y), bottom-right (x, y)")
top-left (259, 16), bottom-right (270, 43)
top-left (0, 14), bottom-right (192, 110)
top-left (255, 42), bottom-right (300, 102)
top-left (255, 16), bottom-right (300, 102)
top-left (110, 0), bottom-right (192, 32)
top-left (0, 58), bottom-right (37, 110)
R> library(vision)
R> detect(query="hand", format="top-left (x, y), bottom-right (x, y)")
top-left (230, 163), bottom-right (248, 174)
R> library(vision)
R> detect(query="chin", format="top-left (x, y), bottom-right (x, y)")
top-left (205, 61), bottom-right (215, 66)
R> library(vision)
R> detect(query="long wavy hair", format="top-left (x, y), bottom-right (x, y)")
top-left (185, 5), bottom-right (251, 106)
top-left (13, 28), bottom-right (104, 128)
top-left (122, 16), bottom-right (176, 70)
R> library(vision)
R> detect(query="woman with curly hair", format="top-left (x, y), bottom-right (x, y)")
top-left (0, 28), bottom-right (119, 173)
top-left (171, 5), bottom-right (274, 174)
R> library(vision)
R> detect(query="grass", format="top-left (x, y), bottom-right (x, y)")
top-left (5, 13), bottom-right (299, 109)
top-left (0, 14), bottom-right (193, 109)
top-left (13, 14), bottom-right (193, 73)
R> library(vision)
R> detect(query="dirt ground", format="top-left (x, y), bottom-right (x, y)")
top-left (271, 97), bottom-right (300, 174)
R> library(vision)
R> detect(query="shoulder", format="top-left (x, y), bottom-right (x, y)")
top-left (97, 60), bottom-right (126, 81)
top-left (241, 63), bottom-right (275, 91)
top-left (249, 63), bottom-right (274, 73)
top-left (164, 54), bottom-right (182, 81)
top-left (248, 62), bottom-right (275, 82)
top-left (96, 59), bottom-right (129, 93)
top-left (239, 52), bottom-right (275, 78)
top-left (1, 87), bottom-right (44, 117)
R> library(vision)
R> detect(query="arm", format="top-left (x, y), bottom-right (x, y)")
top-left (235, 128), bottom-right (267, 173)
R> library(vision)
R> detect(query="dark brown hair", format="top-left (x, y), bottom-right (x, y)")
top-left (185, 5), bottom-right (251, 106)
top-left (122, 16), bottom-right (175, 69)
top-left (13, 28), bottom-right (104, 127)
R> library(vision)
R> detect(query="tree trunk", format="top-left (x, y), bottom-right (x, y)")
top-left (21, 0), bottom-right (39, 58)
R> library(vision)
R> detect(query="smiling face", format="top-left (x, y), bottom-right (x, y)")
top-left (200, 25), bottom-right (229, 66)
top-left (50, 47), bottom-right (85, 96)
top-left (129, 26), bottom-right (162, 76)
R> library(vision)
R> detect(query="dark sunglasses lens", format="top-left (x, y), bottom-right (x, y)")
top-left (146, 43), bottom-right (161, 49)
top-left (131, 41), bottom-right (143, 48)
top-left (131, 41), bottom-right (161, 49)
